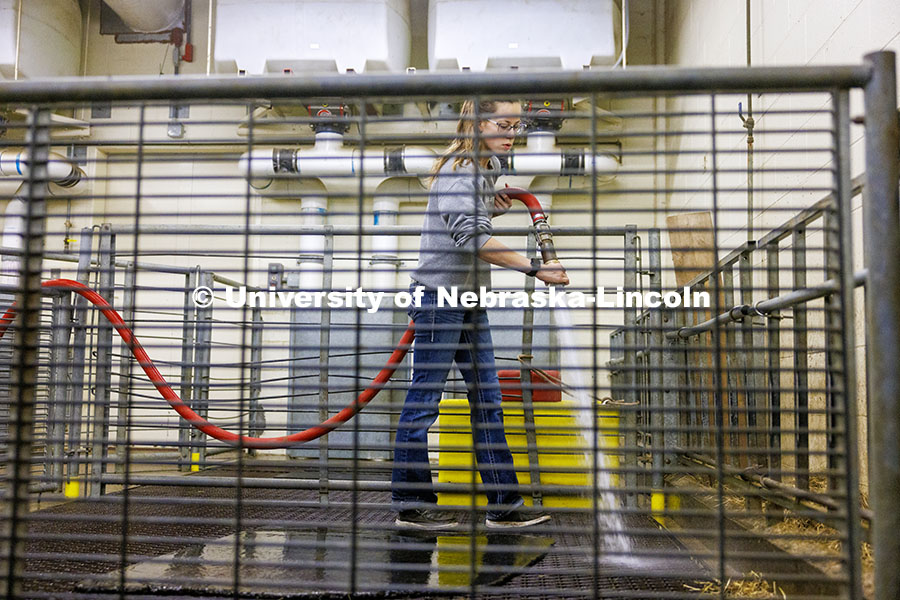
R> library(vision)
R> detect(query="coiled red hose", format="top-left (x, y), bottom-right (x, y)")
top-left (0, 191), bottom-right (548, 449)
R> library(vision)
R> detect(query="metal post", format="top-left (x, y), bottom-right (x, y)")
top-left (519, 232), bottom-right (542, 506)
top-left (648, 231), bottom-right (664, 497)
top-left (661, 315), bottom-right (681, 464)
top-left (66, 227), bottom-right (94, 488)
top-left (89, 224), bottom-right (115, 497)
top-left (190, 270), bottom-right (213, 471)
top-left (740, 247), bottom-right (765, 467)
top-left (179, 270), bottom-right (198, 470)
top-left (791, 228), bottom-right (809, 491)
top-left (831, 87), bottom-right (863, 600)
top-left (765, 241), bottom-right (783, 525)
top-left (248, 306), bottom-right (265, 444)
top-left (115, 263), bottom-right (136, 474)
top-left (48, 269), bottom-right (72, 490)
top-left (318, 228), bottom-right (333, 503)
top-left (622, 225), bottom-right (638, 507)
top-left (862, 50), bottom-right (899, 600)
top-left (722, 264), bottom-right (741, 467)
top-left (1, 107), bottom-right (49, 598)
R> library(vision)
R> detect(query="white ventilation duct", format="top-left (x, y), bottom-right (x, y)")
top-left (1, 197), bottom-right (26, 287)
top-left (0, 149), bottom-right (86, 194)
top-left (103, 0), bottom-right (184, 33)
top-left (0, 0), bottom-right (82, 79)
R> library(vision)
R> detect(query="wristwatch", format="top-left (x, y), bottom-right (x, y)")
top-left (526, 257), bottom-right (542, 277)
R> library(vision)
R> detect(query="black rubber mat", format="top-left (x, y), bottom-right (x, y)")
top-left (19, 465), bottom-right (705, 598)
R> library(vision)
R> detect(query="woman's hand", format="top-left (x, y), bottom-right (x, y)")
top-left (492, 191), bottom-right (513, 217)
top-left (537, 262), bottom-right (570, 286)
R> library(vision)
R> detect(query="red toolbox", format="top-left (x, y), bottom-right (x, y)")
top-left (497, 369), bottom-right (562, 403)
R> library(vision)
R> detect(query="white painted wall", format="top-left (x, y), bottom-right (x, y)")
top-left (661, 0), bottom-right (900, 492)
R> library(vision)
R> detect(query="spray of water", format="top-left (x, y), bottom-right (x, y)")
top-left (551, 291), bottom-right (632, 556)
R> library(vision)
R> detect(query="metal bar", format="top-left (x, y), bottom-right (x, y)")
top-left (667, 269), bottom-right (868, 339)
top-left (248, 306), bottom-right (264, 444)
top-left (792, 227), bottom-right (810, 492)
top-left (765, 242), bottom-right (782, 503)
top-left (318, 228), bottom-right (334, 503)
top-left (739, 247), bottom-right (762, 466)
top-left (622, 225), bottom-right (638, 508)
top-left (115, 263), bottom-right (136, 475)
top-left (682, 241), bottom-right (754, 292)
top-left (65, 226), bottom-right (93, 487)
top-left (178, 270), bottom-right (197, 471)
top-left (755, 173), bottom-right (865, 249)
top-left (519, 233), bottom-right (542, 506)
top-left (190, 270), bottom-right (213, 472)
top-left (722, 264), bottom-right (740, 468)
top-left (47, 268), bottom-right (70, 491)
top-left (863, 51), bottom-right (900, 600)
top-left (0, 64), bottom-right (872, 103)
top-left (647, 230), bottom-right (664, 492)
top-left (680, 452), bottom-right (873, 522)
top-left (823, 206), bottom-right (842, 497)
top-left (696, 292), bottom-right (713, 452)
top-left (0, 107), bottom-right (49, 599)
top-left (89, 224), bottom-right (115, 497)
top-left (832, 87), bottom-right (863, 600)
top-left (99, 224), bottom-right (631, 237)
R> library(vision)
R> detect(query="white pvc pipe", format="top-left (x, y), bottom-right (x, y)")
top-left (513, 132), bottom-right (619, 180)
top-left (401, 146), bottom-right (437, 175)
top-left (0, 149), bottom-right (86, 194)
top-left (238, 139), bottom-right (437, 179)
top-left (104, 0), bottom-right (185, 33)
top-left (371, 197), bottom-right (399, 293)
top-left (1, 197), bottom-right (26, 287)
top-left (297, 195), bottom-right (327, 292)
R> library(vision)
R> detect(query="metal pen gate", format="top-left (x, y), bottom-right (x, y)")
top-left (0, 52), bottom-right (897, 599)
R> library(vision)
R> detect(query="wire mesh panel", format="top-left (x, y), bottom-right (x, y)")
top-left (0, 57), bottom-right (897, 600)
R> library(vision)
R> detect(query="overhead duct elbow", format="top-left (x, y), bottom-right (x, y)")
top-left (0, 150), bottom-right (85, 193)
top-left (103, 0), bottom-right (185, 33)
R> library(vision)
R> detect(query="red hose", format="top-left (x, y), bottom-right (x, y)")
top-left (0, 193), bottom-right (548, 449)
top-left (503, 187), bottom-right (548, 225)
top-left (0, 279), bottom-right (414, 450)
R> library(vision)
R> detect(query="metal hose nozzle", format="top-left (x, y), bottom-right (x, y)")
top-left (502, 187), bottom-right (558, 264)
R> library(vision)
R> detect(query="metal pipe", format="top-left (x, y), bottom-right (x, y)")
top-left (833, 88), bottom-right (863, 599)
top-left (12, 0), bottom-right (22, 80)
top-left (83, 224), bottom-right (631, 237)
top-left (681, 452), bottom-right (873, 522)
top-left (0, 65), bottom-right (873, 104)
top-left (666, 269), bottom-right (868, 340)
top-left (206, 0), bottom-right (215, 76)
top-left (863, 50), bottom-right (900, 600)
top-left (89, 225), bottom-right (115, 497)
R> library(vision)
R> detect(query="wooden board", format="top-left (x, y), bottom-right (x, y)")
top-left (666, 211), bottom-right (716, 288)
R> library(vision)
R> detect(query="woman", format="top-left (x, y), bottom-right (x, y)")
top-left (391, 100), bottom-right (569, 530)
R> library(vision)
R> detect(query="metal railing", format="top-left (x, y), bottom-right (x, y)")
top-left (0, 52), bottom-right (896, 600)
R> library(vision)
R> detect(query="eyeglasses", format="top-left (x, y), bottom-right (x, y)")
top-left (485, 119), bottom-right (527, 135)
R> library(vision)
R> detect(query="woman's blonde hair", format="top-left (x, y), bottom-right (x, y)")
top-left (429, 99), bottom-right (520, 186)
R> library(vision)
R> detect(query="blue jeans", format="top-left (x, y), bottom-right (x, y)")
top-left (391, 285), bottom-right (523, 519)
